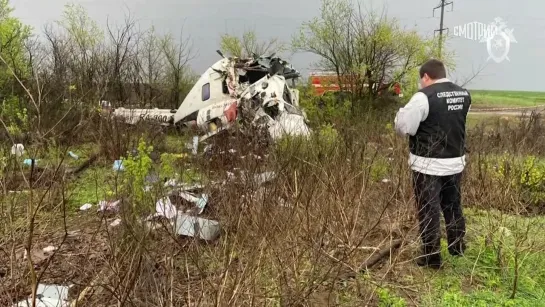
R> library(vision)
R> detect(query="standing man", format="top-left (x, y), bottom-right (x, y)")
top-left (394, 59), bottom-right (471, 269)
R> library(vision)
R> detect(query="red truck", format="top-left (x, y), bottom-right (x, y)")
top-left (309, 72), bottom-right (403, 97)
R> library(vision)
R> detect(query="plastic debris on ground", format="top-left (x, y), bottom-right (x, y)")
top-left (143, 169), bottom-right (278, 241)
top-left (173, 212), bottom-right (220, 241)
top-left (179, 192), bottom-right (209, 214)
top-left (11, 143), bottom-right (24, 157)
top-left (13, 284), bottom-right (70, 307)
top-left (381, 179), bottom-right (391, 183)
top-left (266, 112), bottom-right (312, 140)
top-left (79, 203), bottom-right (92, 211)
top-left (43, 246), bottom-right (57, 253)
top-left (68, 151), bottom-right (79, 160)
top-left (112, 160), bottom-right (124, 171)
top-left (164, 178), bottom-right (205, 191)
top-left (109, 219), bottom-right (121, 227)
top-left (164, 178), bottom-right (178, 187)
top-left (192, 136), bottom-right (199, 155)
top-left (23, 159), bottom-right (38, 166)
top-left (152, 197), bottom-right (177, 219)
top-left (255, 171), bottom-right (276, 185)
top-left (97, 200), bottom-right (120, 212)
top-left (203, 144), bottom-right (213, 154)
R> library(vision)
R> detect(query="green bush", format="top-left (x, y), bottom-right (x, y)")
top-left (298, 90), bottom-right (352, 127)
top-left (376, 287), bottom-right (406, 307)
top-left (120, 137), bottom-right (154, 207)
top-left (486, 154), bottom-right (545, 207)
top-left (0, 96), bottom-right (29, 140)
top-left (519, 156), bottom-right (545, 205)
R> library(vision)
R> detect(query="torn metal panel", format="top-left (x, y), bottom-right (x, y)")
top-left (173, 213), bottom-right (220, 241)
top-left (154, 197), bottom-right (177, 219)
top-left (252, 108), bottom-right (311, 140)
top-left (179, 192), bottom-right (209, 214)
top-left (14, 284), bottom-right (70, 307)
top-left (112, 107), bottom-right (175, 126)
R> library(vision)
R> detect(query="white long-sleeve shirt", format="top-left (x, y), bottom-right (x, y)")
top-left (394, 78), bottom-right (468, 176)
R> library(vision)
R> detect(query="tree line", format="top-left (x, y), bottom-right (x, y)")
top-left (0, 0), bottom-right (448, 142)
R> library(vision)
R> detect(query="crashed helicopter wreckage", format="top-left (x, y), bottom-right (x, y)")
top-left (107, 51), bottom-right (311, 142)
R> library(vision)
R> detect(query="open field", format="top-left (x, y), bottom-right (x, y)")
top-left (470, 90), bottom-right (545, 108)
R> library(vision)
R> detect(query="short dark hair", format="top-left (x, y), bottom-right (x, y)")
top-left (419, 59), bottom-right (446, 79)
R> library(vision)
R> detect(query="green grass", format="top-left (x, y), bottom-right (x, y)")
top-left (470, 90), bottom-right (545, 108)
top-left (417, 208), bottom-right (545, 306)
top-left (339, 205), bottom-right (545, 307)
top-left (466, 113), bottom-right (520, 130)
top-left (66, 165), bottom-right (114, 210)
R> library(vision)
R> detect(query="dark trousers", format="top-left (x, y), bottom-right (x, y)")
top-left (412, 171), bottom-right (466, 260)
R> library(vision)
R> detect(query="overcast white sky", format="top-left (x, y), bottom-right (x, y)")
top-left (9, 0), bottom-right (545, 91)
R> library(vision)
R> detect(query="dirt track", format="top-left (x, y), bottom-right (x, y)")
top-left (469, 106), bottom-right (545, 116)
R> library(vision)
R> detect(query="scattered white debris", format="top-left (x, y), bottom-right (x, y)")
top-left (13, 283), bottom-right (70, 307)
top-left (79, 203), bottom-right (92, 211)
top-left (113, 160), bottom-right (124, 171)
top-left (192, 136), bottom-right (199, 155)
top-left (68, 151), bottom-right (79, 160)
top-left (109, 219), bottom-right (121, 227)
top-left (388, 147), bottom-right (394, 151)
top-left (255, 171), bottom-right (276, 185)
top-left (203, 144), bottom-right (213, 153)
top-left (164, 178), bottom-right (178, 187)
top-left (97, 200), bottom-right (121, 212)
top-left (228, 149), bottom-right (236, 154)
top-left (381, 179), bottom-right (391, 183)
top-left (42, 246), bottom-right (57, 253)
top-left (173, 213), bottom-right (220, 241)
top-left (23, 159), bottom-right (38, 166)
top-left (154, 197), bottom-right (177, 219)
top-left (179, 192), bottom-right (209, 214)
top-left (11, 143), bottom-right (24, 157)
top-left (278, 198), bottom-right (294, 208)
top-left (266, 112), bottom-right (312, 140)
top-left (195, 195), bottom-right (208, 214)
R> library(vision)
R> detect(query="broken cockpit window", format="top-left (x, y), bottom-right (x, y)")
top-left (221, 78), bottom-right (229, 94)
top-left (235, 56), bottom-right (300, 83)
top-left (282, 84), bottom-right (292, 104)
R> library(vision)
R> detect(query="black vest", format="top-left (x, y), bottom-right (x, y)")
top-left (409, 81), bottom-right (471, 159)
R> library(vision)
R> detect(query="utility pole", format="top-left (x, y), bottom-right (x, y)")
top-left (433, 0), bottom-right (453, 59)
